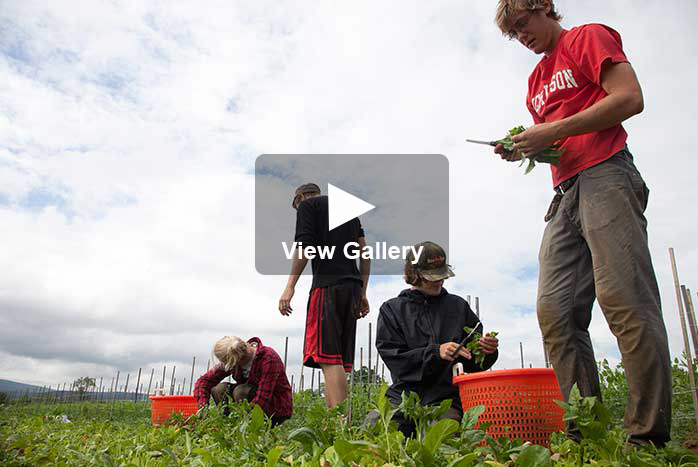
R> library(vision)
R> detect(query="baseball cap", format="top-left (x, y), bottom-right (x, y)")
top-left (292, 183), bottom-right (321, 208)
top-left (408, 241), bottom-right (455, 281)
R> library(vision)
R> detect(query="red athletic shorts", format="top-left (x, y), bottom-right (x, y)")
top-left (303, 280), bottom-right (360, 372)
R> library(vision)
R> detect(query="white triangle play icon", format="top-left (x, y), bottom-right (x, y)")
top-left (328, 183), bottom-right (375, 231)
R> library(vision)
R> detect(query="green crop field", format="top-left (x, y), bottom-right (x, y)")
top-left (2, 360), bottom-right (698, 467)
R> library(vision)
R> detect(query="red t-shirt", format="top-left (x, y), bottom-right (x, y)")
top-left (526, 24), bottom-right (629, 187)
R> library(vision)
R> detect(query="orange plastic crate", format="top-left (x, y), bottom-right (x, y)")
top-left (453, 368), bottom-right (565, 447)
top-left (149, 395), bottom-right (198, 426)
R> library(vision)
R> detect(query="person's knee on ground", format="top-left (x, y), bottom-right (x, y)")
top-left (362, 404), bottom-right (462, 438)
top-left (443, 406), bottom-right (462, 424)
top-left (271, 415), bottom-right (291, 427)
top-left (232, 383), bottom-right (256, 403)
top-left (361, 410), bottom-right (381, 431)
top-left (211, 382), bottom-right (233, 404)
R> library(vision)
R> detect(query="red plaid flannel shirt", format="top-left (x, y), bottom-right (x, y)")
top-left (193, 337), bottom-right (292, 418)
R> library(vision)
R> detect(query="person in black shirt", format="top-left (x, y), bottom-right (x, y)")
top-left (278, 183), bottom-right (370, 407)
top-left (369, 241), bottom-right (499, 437)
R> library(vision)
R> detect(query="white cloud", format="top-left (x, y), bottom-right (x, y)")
top-left (0, 1), bottom-right (696, 396)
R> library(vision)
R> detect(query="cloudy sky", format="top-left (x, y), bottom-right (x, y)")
top-left (1, 1), bottom-right (697, 393)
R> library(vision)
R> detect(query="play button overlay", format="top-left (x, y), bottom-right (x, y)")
top-left (255, 154), bottom-right (448, 275)
top-left (328, 183), bottom-right (375, 231)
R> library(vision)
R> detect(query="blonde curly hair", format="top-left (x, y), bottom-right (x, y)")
top-left (213, 336), bottom-right (248, 372)
top-left (495, 0), bottom-right (562, 38)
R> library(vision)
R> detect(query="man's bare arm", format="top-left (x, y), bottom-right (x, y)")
top-left (509, 61), bottom-right (643, 157)
top-left (278, 252), bottom-right (308, 316)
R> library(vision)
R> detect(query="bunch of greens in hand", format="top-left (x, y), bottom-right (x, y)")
top-left (497, 125), bottom-right (564, 174)
top-left (463, 326), bottom-right (499, 369)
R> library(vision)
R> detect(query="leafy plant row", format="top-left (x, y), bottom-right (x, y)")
top-left (1, 360), bottom-right (698, 467)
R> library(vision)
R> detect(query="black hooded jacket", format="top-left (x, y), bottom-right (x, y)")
top-left (376, 287), bottom-right (498, 409)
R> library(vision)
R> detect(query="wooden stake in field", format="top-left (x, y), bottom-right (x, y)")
top-left (134, 368), bottom-right (142, 403)
top-left (682, 286), bottom-right (698, 352)
top-left (475, 297), bottom-right (480, 319)
top-left (368, 323), bottom-right (372, 402)
top-left (283, 336), bottom-right (289, 369)
top-left (145, 369), bottom-right (154, 402)
top-left (170, 366), bottom-right (176, 396)
top-left (347, 360), bottom-right (355, 425)
top-left (543, 337), bottom-right (550, 368)
top-left (124, 374), bottom-right (130, 398)
top-left (290, 374), bottom-right (294, 393)
top-left (519, 342), bottom-right (524, 368)
top-left (310, 368), bottom-right (315, 392)
top-left (112, 371), bottom-right (120, 407)
top-left (374, 348), bottom-right (379, 386)
top-left (669, 247), bottom-right (698, 428)
top-left (683, 287), bottom-right (698, 360)
top-left (190, 357), bottom-right (196, 395)
top-left (360, 346), bottom-right (363, 385)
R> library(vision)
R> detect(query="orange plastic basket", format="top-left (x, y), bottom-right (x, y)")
top-left (149, 395), bottom-right (198, 425)
top-left (453, 368), bottom-right (565, 447)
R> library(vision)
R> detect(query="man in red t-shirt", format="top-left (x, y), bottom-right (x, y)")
top-left (493, 0), bottom-right (671, 447)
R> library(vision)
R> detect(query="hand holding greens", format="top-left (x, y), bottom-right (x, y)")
top-left (497, 125), bottom-right (564, 174)
top-left (462, 326), bottom-right (499, 369)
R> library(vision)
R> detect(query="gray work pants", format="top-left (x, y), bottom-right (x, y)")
top-left (537, 148), bottom-right (671, 445)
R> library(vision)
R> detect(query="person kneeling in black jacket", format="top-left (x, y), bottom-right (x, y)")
top-left (367, 241), bottom-right (499, 437)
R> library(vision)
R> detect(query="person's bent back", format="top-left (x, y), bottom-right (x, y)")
top-left (194, 336), bottom-right (292, 426)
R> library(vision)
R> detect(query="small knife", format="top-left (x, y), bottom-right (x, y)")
top-left (450, 321), bottom-right (483, 358)
top-left (466, 139), bottom-right (498, 147)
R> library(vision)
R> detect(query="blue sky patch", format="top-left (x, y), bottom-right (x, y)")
top-left (512, 304), bottom-right (536, 316)
top-left (226, 98), bottom-right (238, 113)
top-left (19, 187), bottom-right (70, 214)
top-left (0, 21), bottom-right (32, 65)
top-left (94, 70), bottom-right (130, 92)
top-left (514, 264), bottom-right (538, 281)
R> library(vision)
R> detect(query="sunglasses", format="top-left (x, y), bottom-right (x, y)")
top-left (291, 191), bottom-right (318, 209)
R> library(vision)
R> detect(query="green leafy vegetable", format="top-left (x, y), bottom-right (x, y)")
top-left (462, 326), bottom-right (499, 368)
top-left (2, 362), bottom-right (698, 466)
top-left (497, 125), bottom-right (565, 174)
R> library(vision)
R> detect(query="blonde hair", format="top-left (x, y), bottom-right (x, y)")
top-left (213, 336), bottom-right (248, 372)
top-left (495, 0), bottom-right (562, 38)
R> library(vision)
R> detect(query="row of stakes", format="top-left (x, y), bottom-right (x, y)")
top-left (12, 293), bottom-right (562, 407)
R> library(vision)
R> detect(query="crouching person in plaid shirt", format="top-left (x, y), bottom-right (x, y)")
top-left (193, 336), bottom-right (292, 426)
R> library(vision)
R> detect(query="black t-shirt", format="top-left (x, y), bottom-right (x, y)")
top-left (294, 195), bottom-right (364, 289)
